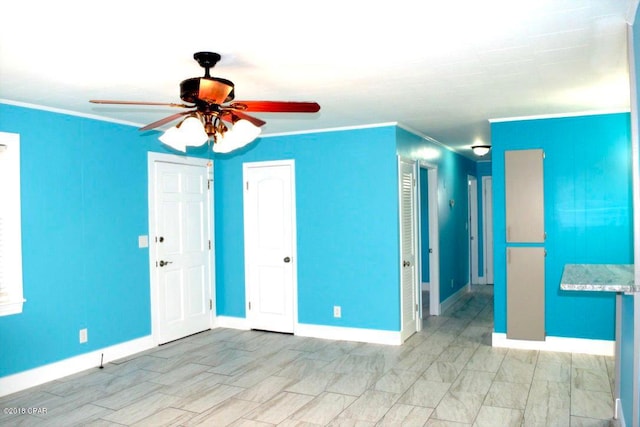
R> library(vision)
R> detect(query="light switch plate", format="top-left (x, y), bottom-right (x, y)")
top-left (138, 235), bottom-right (149, 248)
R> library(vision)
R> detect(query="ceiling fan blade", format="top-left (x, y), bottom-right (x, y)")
top-left (198, 79), bottom-right (234, 104)
top-left (139, 110), bottom-right (194, 131)
top-left (90, 100), bottom-right (193, 108)
top-left (229, 101), bottom-right (320, 113)
top-left (221, 110), bottom-right (267, 127)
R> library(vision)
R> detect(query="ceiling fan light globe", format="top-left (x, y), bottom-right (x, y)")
top-left (180, 116), bottom-right (209, 147)
top-left (232, 119), bottom-right (262, 143)
top-left (159, 126), bottom-right (187, 152)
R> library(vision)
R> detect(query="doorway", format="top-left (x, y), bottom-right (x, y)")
top-left (482, 176), bottom-right (494, 284)
top-left (419, 163), bottom-right (440, 317)
top-left (243, 160), bottom-right (297, 333)
top-left (148, 153), bottom-right (214, 345)
top-left (468, 175), bottom-right (479, 287)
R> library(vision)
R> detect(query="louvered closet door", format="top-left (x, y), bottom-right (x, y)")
top-left (399, 158), bottom-right (418, 341)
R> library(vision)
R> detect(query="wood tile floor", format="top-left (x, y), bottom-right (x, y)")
top-left (0, 285), bottom-right (616, 426)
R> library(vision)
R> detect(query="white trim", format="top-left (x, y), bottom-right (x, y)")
top-left (213, 317), bottom-right (401, 346)
top-left (489, 109), bottom-right (630, 124)
top-left (628, 22), bottom-right (640, 427)
top-left (0, 336), bottom-right (155, 397)
top-left (147, 152), bottom-right (215, 345)
top-left (0, 99), bottom-right (143, 128)
top-left (468, 175), bottom-right (479, 286)
top-left (441, 283), bottom-right (470, 314)
top-left (421, 282), bottom-right (430, 291)
top-left (295, 323), bottom-right (402, 346)
top-left (259, 122), bottom-right (398, 138)
top-left (491, 332), bottom-right (614, 356)
top-left (627, 0), bottom-right (639, 24)
top-left (420, 163), bottom-right (441, 316)
top-left (616, 398), bottom-right (626, 425)
top-left (396, 123), bottom-right (459, 154)
top-left (481, 176), bottom-right (494, 285)
top-left (214, 316), bottom-right (251, 330)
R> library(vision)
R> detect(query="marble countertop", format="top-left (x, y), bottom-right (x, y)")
top-left (560, 264), bottom-right (638, 293)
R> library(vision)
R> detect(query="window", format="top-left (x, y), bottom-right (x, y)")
top-left (0, 132), bottom-right (24, 316)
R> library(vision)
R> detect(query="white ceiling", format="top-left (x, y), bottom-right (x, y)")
top-left (1, 0), bottom-right (636, 159)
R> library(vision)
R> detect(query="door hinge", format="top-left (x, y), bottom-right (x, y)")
top-left (209, 240), bottom-right (211, 250)
top-left (248, 301), bottom-right (251, 310)
top-left (209, 299), bottom-right (213, 310)
top-left (246, 181), bottom-right (249, 190)
top-left (207, 179), bottom-right (212, 190)
top-left (415, 303), bottom-right (418, 312)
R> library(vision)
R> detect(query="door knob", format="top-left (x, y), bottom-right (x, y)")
top-left (159, 260), bottom-right (172, 267)
top-left (284, 257), bottom-right (291, 263)
top-left (403, 260), bottom-right (411, 267)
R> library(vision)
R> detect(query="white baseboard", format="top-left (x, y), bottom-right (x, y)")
top-left (295, 323), bottom-right (402, 345)
top-left (440, 282), bottom-right (470, 314)
top-left (215, 315), bottom-right (250, 330)
top-left (215, 316), bottom-right (401, 346)
top-left (491, 332), bottom-right (615, 356)
top-left (0, 335), bottom-right (155, 397)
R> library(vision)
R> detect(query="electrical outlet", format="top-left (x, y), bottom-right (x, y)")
top-left (333, 305), bottom-right (341, 318)
top-left (79, 328), bottom-right (88, 344)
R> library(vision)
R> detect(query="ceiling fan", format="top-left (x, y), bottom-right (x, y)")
top-left (90, 52), bottom-right (320, 152)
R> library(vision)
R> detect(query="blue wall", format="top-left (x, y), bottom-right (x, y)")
top-left (0, 103), bottom-right (207, 377)
top-left (1, 105), bottom-right (473, 380)
top-left (491, 113), bottom-right (632, 340)
top-left (214, 126), bottom-right (401, 330)
top-left (396, 128), bottom-right (476, 302)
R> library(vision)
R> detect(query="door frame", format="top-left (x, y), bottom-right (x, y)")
top-left (242, 159), bottom-right (299, 332)
top-left (147, 152), bottom-right (215, 345)
top-left (468, 175), bottom-right (479, 287)
top-left (418, 162), bottom-right (441, 316)
top-left (481, 176), bottom-right (494, 284)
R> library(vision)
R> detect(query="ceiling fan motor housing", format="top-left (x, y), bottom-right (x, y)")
top-left (180, 77), bottom-right (235, 104)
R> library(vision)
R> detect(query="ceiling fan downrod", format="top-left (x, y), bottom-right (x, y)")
top-left (194, 52), bottom-right (221, 78)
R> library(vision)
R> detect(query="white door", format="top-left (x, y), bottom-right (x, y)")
top-left (468, 176), bottom-right (479, 286)
top-left (483, 176), bottom-right (494, 284)
top-left (399, 158), bottom-right (418, 341)
top-left (150, 157), bottom-right (212, 344)
top-left (243, 160), bottom-right (296, 333)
